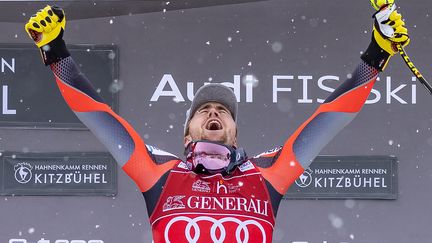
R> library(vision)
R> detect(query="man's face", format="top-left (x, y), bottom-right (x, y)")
top-left (184, 102), bottom-right (237, 147)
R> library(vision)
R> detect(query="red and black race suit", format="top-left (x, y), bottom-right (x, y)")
top-left (49, 54), bottom-right (378, 242)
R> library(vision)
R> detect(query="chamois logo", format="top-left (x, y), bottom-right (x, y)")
top-left (295, 168), bottom-right (313, 188)
top-left (14, 163), bottom-right (33, 184)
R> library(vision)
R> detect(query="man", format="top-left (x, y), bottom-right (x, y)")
top-left (25, 4), bottom-right (409, 242)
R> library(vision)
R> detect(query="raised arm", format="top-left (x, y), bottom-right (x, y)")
top-left (257, 5), bottom-right (410, 195)
top-left (25, 6), bottom-right (179, 212)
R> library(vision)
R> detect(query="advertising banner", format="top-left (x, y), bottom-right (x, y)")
top-left (0, 44), bottom-right (118, 129)
top-left (0, 152), bottom-right (117, 196)
top-left (286, 156), bottom-right (398, 199)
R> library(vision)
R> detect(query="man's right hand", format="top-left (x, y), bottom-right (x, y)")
top-left (25, 5), bottom-right (66, 48)
top-left (372, 4), bottom-right (409, 56)
top-left (361, 4), bottom-right (410, 71)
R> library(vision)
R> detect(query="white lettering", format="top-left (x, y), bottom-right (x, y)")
top-left (150, 74), bottom-right (185, 102)
top-left (263, 200), bottom-right (269, 216)
top-left (184, 196), bottom-right (269, 216)
top-left (317, 75), bottom-right (338, 103)
top-left (187, 196), bottom-right (199, 209)
top-left (65, 173), bottom-right (72, 183)
top-left (364, 177), bottom-right (372, 187)
top-left (237, 197), bottom-right (247, 211)
top-left (2, 85), bottom-right (16, 115)
top-left (225, 197), bottom-right (235, 210)
top-left (83, 174), bottom-right (92, 183)
top-left (312, 176), bottom-right (388, 188)
top-left (247, 198), bottom-right (257, 212)
top-left (56, 174), bottom-right (63, 183)
top-left (1, 58), bottom-right (15, 73)
top-left (336, 177), bottom-right (343, 188)
top-left (386, 76), bottom-right (407, 104)
top-left (412, 77), bottom-right (417, 104)
top-left (315, 177), bottom-right (322, 187)
top-left (345, 178), bottom-right (351, 187)
top-left (245, 75), bottom-right (254, 102)
top-left (298, 75), bottom-right (313, 103)
top-left (365, 87), bottom-right (381, 104)
top-left (216, 181), bottom-right (228, 194)
top-left (35, 174), bottom-right (42, 183)
top-left (48, 174), bottom-right (55, 183)
top-left (219, 75), bottom-right (241, 102)
top-left (201, 196), bottom-right (212, 210)
top-left (186, 82), bottom-right (194, 101)
top-left (148, 74), bottom-right (417, 105)
top-left (102, 174), bottom-right (107, 183)
top-left (272, 75), bottom-right (293, 103)
top-left (73, 173), bottom-right (82, 183)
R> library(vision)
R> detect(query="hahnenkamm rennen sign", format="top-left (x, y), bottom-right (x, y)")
top-left (0, 152), bottom-right (117, 196)
top-left (285, 155), bottom-right (398, 199)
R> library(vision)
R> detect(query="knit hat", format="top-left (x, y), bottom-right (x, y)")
top-left (184, 83), bottom-right (238, 135)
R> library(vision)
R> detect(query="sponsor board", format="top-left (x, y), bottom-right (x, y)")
top-left (285, 156), bottom-right (398, 199)
top-left (0, 44), bottom-right (118, 129)
top-left (150, 74), bottom-right (418, 105)
top-left (161, 194), bottom-right (269, 216)
top-left (0, 152), bottom-right (117, 196)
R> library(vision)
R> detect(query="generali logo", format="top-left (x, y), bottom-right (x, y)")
top-left (162, 195), bottom-right (186, 212)
top-left (161, 194), bottom-right (269, 216)
top-left (192, 179), bottom-right (211, 193)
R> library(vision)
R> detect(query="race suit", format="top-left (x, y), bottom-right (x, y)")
top-left (50, 54), bottom-right (378, 242)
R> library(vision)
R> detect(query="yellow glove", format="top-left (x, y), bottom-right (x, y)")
top-left (25, 5), bottom-right (70, 65)
top-left (373, 4), bottom-right (410, 55)
top-left (362, 4), bottom-right (410, 71)
top-left (25, 5), bottom-right (66, 48)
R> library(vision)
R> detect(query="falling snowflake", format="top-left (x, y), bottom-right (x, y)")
top-left (242, 74), bottom-right (259, 88)
top-left (328, 213), bottom-right (343, 229)
top-left (271, 41), bottom-right (283, 53)
top-left (108, 52), bottom-right (116, 59)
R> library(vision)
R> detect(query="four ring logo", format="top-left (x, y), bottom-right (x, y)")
top-left (14, 162), bottom-right (33, 184)
top-left (164, 216), bottom-right (267, 243)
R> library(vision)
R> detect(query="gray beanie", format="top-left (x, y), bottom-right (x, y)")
top-left (184, 83), bottom-right (238, 135)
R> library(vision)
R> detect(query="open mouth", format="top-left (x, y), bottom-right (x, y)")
top-left (205, 119), bottom-right (223, 130)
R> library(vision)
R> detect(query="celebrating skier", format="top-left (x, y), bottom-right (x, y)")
top-left (25, 4), bottom-right (409, 242)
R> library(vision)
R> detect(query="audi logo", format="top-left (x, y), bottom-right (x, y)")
top-left (164, 216), bottom-right (267, 243)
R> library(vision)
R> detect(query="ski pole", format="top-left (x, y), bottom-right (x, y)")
top-left (370, 0), bottom-right (432, 94)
